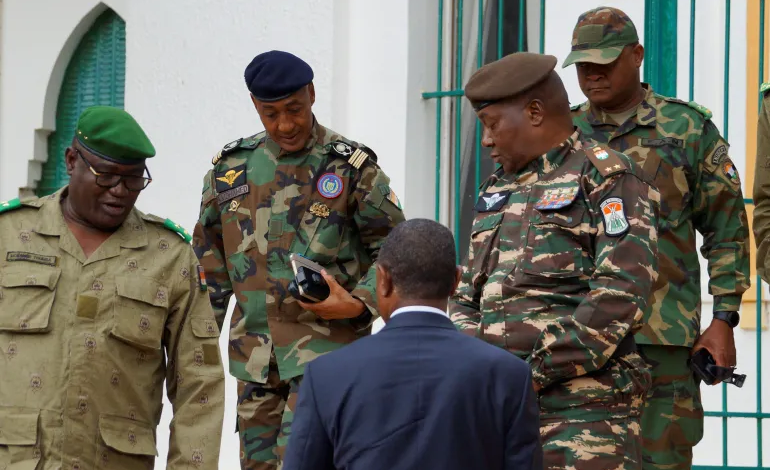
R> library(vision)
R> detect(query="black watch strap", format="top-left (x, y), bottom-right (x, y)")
top-left (713, 311), bottom-right (740, 328)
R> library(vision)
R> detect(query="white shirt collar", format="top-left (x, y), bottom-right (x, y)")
top-left (390, 306), bottom-right (449, 319)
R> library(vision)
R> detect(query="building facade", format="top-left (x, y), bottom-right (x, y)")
top-left (0, 0), bottom-right (767, 468)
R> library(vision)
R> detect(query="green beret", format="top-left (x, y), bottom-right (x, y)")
top-left (464, 52), bottom-right (558, 110)
top-left (75, 106), bottom-right (156, 165)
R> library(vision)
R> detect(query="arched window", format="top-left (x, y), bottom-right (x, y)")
top-left (36, 9), bottom-right (126, 197)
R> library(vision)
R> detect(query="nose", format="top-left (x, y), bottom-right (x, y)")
top-left (580, 63), bottom-right (605, 81)
top-left (277, 114), bottom-right (295, 134)
top-left (108, 179), bottom-right (131, 198)
top-left (481, 127), bottom-right (494, 148)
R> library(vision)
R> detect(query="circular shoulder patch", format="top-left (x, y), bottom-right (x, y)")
top-left (317, 173), bottom-right (344, 199)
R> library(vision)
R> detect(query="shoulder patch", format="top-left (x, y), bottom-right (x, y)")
top-left (686, 101), bottom-right (713, 120)
top-left (143, 214), bottom-right (192, 243)
top-left (584, 146), bottom-right (628, 178)
top-left (211, 133), bottom-right (265, 166)
top-left (761, 82), bottom-right (770, 95)
top-left (163, 218), bottom-right (192, 243)
top-left (0, 198), bottom-right (22, 214)
top-left (327, 140), bottom-right (375, 169)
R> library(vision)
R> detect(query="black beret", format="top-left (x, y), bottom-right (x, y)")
top-left (464, 52), bottom-right (558, 110)
top-left (244, 50), bottom-right (314, 102)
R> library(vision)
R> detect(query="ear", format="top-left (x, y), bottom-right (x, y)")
top-left (64, 147), bottom-right (77, 176)
top-left (527, 99), bottom-right (546, 127)
top-left (308, 82), bottom-right (316, 106)
top-left (633, 43), bottom-right (645, 67)
top-left (375, 264), bottom-right (393, 297)
top-left (450, 266), bottom-right (463, 296)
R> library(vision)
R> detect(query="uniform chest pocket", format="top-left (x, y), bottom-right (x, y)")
top-left (0, 266), bottom-right (61, 333)
top-left (521, 205), bottom-right (587, 278)
top-left (469, 212), bottom-right (504, 275)
top-left (641, 146), bottom-right (691, 228)
top-left (110, 276), bottom-right (170, 351)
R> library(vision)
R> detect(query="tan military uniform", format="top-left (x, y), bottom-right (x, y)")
top-left (0, 188), bottom-right (225, 470)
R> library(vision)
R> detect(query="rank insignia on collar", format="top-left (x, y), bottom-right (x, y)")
top-left (534, 186), bottom-right (580, 211)
top-left (215, 165), bottom-right (247, 192)
top-left (309, 202), bottom-right (331, 218)
top-left (317, 173), bottom-right (344, 199)
top-left (475, 190), bottom-right (510, 213)
top-left (600, 197), bottom-right (630, 236)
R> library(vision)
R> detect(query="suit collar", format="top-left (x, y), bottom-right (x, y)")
top-left (382, 311), bottom-right (457, 331)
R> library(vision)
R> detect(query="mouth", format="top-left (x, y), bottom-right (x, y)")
top-left (279, 133), bottom-right (301, 144)
top-left (101, 202), bottom-right (127, 217)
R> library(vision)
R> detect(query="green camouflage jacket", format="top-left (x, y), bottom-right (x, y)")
top-left (572, 84), bottom-right (751, 347)
top-left (449, 130), bottom-right (659, 421)
top-left (193, 119), bottom-right (405, 384)
top-left (753, 82), bottom-right (770, 283)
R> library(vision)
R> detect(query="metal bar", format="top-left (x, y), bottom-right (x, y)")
top-left (693, 467), bottom-right (770, 470)
top-left (518, 0), bottom-right (525, 51)
top-left (757, 8), bottom-right (766, 470)
top-left (497, 0), bottom-right (503, 59)
top-left (540, 0), bottom-right (546, 53)
top-left (475, 0), bottom-right (483, 193)
top-left (454, 0), bottom-right (463, 254)
top-left (757, 2), bottom-right (765, 455)
top-left (434, 0), bottom-right (444, 221)
top-left (704, 411), bottom-right (770, 419)
top-left (721, 2), bottom-right (731, 466)
top-left (689, 0), bottom-right (695, 101)
top-left (423, 89), bottom-right (465, 99)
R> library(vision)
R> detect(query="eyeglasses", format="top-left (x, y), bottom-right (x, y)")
top-left (76, 149), bottom-right (153, 192)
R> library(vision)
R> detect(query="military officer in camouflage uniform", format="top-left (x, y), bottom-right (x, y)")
top-left (449, 51), bottom-right (660, 470)
top-left (193, 50), bottom-right (405, 470)
top-left (564, 7), bottom-right (751, 470)
top-left (754, 82), bottom-right (770, 282)
top-left (0, 106), bottom-right (225, 469)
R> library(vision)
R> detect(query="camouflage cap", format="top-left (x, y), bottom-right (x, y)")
top-left (562, 6), bottom-right (639, 68)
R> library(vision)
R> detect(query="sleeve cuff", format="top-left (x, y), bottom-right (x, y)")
top-left (714, 295), bottom-right (742, 312)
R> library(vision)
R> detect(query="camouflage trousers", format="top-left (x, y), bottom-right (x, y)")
top-left (236, 374), bottom-right (303, 470)
top-left (638, 345), bottom-right (704, 470)
top-left (538, 352), bottom-right (651, 470)
top-left (541, 417), bottom-right (643, 470)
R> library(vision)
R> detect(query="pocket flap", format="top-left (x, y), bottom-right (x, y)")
top-left (115, 276), bottom-right (169, 308)
top-left (535, 205), bottom-right (585, 228)
top-left (99, 414), bottom-right (158, 456)
top-left (471, 212), bottom-right (504, 236)
top-left (1, 266), bottom-right (61, 290)
top-left (0, 408), bottom-right (39, 445)
top-left (191, 317), bottom-right (220, 338)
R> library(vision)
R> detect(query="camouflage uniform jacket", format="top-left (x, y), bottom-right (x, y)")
top-left (193, 119), bottom-right (405, 384)
top-left (449, 130), bottom-right (659, 421)
top-left (0, 188), bottom-right (225, 470)
top-left (754, 82), bottom-right (770, 283)
top-left (572, 84), bottom-right (751, 347)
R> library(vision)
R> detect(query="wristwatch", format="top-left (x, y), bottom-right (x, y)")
top-left (713, 311), bottom-right (740, 328)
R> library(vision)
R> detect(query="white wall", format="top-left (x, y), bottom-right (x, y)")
top-left (1, 0), bottom-right (768, 467)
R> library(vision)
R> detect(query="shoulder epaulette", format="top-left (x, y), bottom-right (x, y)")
top-left (0, 198), bottom-right (22, 214)
top-left (761, 82), bottom-right (770, 95)
top-left (570, 102), bottom-right (584, 112)
top-left (663, 96), bottom-right (712, 120)
top-left (584, 145), bottom-right (628, 178)
top-left (142, 214), bottom-right (192, 243)
top-left (327, 140), bottom-right (378, 169)
top-left (211, 133), bottom-right (266, 166)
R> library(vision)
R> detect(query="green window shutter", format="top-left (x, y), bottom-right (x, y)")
top-left (37, 9), bottom-right (126, 197)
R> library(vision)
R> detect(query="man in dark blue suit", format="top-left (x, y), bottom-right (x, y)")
top-left (283, 218), bottom-right (542, 470)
